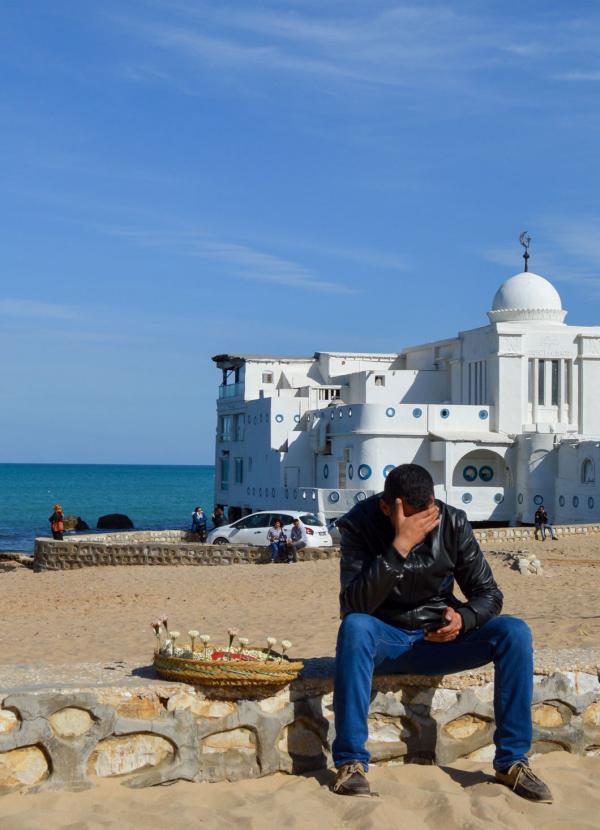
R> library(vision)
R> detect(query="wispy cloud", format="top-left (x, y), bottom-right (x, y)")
top-left (0, 299), bottom-right (80, 321)
top-left (552, 70), bottom-right (600, 82)
top-left (103, 227), bottom-right (359, 294)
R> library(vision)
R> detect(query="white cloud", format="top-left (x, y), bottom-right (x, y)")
top-left (0, 299), bottom-right (80, 320)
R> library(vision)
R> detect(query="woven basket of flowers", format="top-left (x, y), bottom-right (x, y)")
top-left (151, 618), bottom-right (303, 699)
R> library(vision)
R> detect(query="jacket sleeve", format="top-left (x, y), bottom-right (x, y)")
top-left (339, 521), bottom-right (406, 616)
top-left (452, 512), bottom-right (503, 632)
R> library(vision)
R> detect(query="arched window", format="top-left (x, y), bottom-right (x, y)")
top-left (582, 458), bottom-right (595, 484)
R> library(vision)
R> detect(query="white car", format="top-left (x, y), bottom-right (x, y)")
top-left (207, 510), bottom-right (333, 547)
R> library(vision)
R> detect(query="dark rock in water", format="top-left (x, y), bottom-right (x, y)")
top-left (63, 515), bottom-right (90, 532)
top-left (97, 514), bottom-right (134, 530)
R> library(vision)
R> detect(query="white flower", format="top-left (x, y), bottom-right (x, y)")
top-left (281, 640), bottom-right (292, 651)
top-left (239, 637), bottom-right (249, 647)
top-left (266, 637), bottom-right (277, 647)
top-left (200, 634), bottom-right (210, 644)
top-left (227, 628), bottom-right (238, 637)
top-left (188, 630), bottom-right (200, 638)
top-left (169, 630), bottom-right (180, 640)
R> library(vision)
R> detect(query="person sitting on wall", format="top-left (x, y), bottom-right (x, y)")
top-left (267, 520), bottom-right (287, 563)
top-left (49, 504), bottom-right (65, 540)
top-left (286, 517), bottom-right (307, 563)
top-left (191, 506), bottom-right (207, 541)
top-left (331, 463), bottom-right (552, 804)
top-left (534, 504), bottom-right (557, 541)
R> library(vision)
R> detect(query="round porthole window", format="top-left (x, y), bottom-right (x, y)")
top-left (329, 491), bottom-right (340, 504)
top-left (383, 464), bottom-right (395, 478)
top-left (441, 408), bottom-right (450, 419)
top-left (330, 411), bottom-right (335, 420)
top-left (302, 490), bottom-right (307, 499)
top-left (534, 495), bottom-right (544, 506)
top-left (294, 414), bottom-right (300, 423)
top-left (348, 408), bottom-right (353, 417)
top-left (356, 491), bottom-right (367, 502)
top-left (323, 464), bottom-right (329, 480)
top-left (293, 489), bottom-right (298, 499)
top-left (462, 493), bottom-right (472, 504)
top-left (386, 407), bottom-right (396, 418)
top-left (573, 495), bottom-right (579, 508)
top-left (275, 414), bottom-right (284, 423)
top-left (311, 491), bottom-right (316, 500)
top-left (339, 410), bottom-right (343, 418)
top-left (479, 465), bottom-right (494, 483)
top-left (494, 493), bottom-right (504, 504)
top-left (518, 493), bottom-right (523, 504)
top-left (348, 464), bottom-right (354, 480)
top-left (463, 466), bottom-right (477, 483)
top-left (559, 495), bottom-right (565, 507)
top-left (479, 410), bottom-right (489, 420)
top-left (358, 464), bottom-right (372, 480)
top-left (589, 496), bottom-right (594, 509)
top-left (412, 407), bottom-right (423, 418)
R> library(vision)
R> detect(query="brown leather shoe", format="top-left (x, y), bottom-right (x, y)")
top-left (332, 762), bottom-right (371, 797)
top-left (495, 762), bottom-right (553, 803)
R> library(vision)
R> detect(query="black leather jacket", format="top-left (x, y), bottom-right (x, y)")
top-left (338, 495), bottom-right (503, 633)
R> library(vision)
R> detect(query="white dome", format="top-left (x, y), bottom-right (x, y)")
top-left (488, 271), bottom-right (566, 323)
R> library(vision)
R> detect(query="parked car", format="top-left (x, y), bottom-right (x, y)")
top-left (206, 510), bottom-right (333, 547)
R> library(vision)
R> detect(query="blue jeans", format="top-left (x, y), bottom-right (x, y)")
top-left (270, 542), bottom-right (285, 562)
top-left (332, 613), bottom-right (532, 772)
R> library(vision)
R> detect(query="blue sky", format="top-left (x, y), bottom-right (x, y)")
top-left (3, 1), bottom-right (600, 464)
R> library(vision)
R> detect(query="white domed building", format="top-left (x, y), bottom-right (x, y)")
top-left (213, 263), bottom-right (600, 526)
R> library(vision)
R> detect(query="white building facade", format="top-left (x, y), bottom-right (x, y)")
top-left (213, 269), bottom-right (600, 526)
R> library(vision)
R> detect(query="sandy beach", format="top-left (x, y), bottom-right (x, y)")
top-left (1, 535), bottom-right (600, 828)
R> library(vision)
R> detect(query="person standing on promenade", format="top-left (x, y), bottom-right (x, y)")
top-left (211, 505), bottom-right (226, 529)
top-left (267, 520), bottom-right (287, 563)
top-left (331, 463), bottom-right (552, 804)
top-left (191, 507), bottom-right (207, 541)
top-left (48, 504), bottom-right (65, 540)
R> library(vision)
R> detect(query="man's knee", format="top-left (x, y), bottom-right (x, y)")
top-left (338, 613), bottom-right (377, 646)
top-left (493, 615), bottom-right (532, 647)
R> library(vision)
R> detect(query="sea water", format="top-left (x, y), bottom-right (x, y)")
top-left (0, 464), bottom-right (215, 552)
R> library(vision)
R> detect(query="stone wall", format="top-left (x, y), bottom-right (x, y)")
top-left (0, 649), bottom-right (598, 794)
top-left (33, 538), bottom-right (340, 571)
top-left (473, 523), bottom-right (600, 543)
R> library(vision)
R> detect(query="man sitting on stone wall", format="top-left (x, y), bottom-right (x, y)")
top-left (331, 463), bottom-right (552, 803)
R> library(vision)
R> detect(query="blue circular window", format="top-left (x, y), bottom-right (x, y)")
top-left (441, 408), bottom-right (450, 419)
top-left (462, 493), bottom-right (472, 504)
top-left (573, 495), bottom-right (579, 508)
top-left (534, 495), bottom-right (543, 506)
top-left (589, 496), bottom-right (594, 509)
top-left (311, 491), bottom-right (316, 500)
top-left (386, 407), bottom-right (396, 418)
top-left (293, 489), bottom-right (298, 499)
top-left (383, 464), bottom-right (395, 478)
top-left (330, 411), bottom-right (335, 420)
top-left (339, 410), bottom-right (343, 418)
top-left (559, 495), bottom-right (565, 507)
top-left (329, 491), bottom-right (340, 504)
top-left (323, 464), bottom-right (329, 480)
top-left (463, 465), bottom-right (477, 483)
top-left (358, 464), bottom-right (372, 480)
top-left (275, 414), bottom-right (284, 423)
top-left (412, 407), bottom-right (423, 418)
top-left (479, 410), bottom-right (489, 420)
top-left (494, 493), bottom-right (504, 504)
top-left (302, 490), bottom-right (307, 499)
top-left (356, 491), bottom-right (367, 502)
top-left (348, 464), bottom-right (354, 480)
top-left (294, 414), bottom-right (300, 423)
top-left (479, 466), bottom-right (494, 483)
top-left (518, 493), bottom-right (523, 504)
top-left (348, 408), bottom-right (353, 417)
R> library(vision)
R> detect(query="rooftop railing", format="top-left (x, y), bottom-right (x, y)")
top-left (219, 382), bottom-right (244, 399)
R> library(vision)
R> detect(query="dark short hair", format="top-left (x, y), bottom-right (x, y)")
top-left (382, 464), bottom-right (434, 511)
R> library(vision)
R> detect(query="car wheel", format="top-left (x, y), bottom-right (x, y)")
top-left (213, 537), bottom-right (229, 545)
